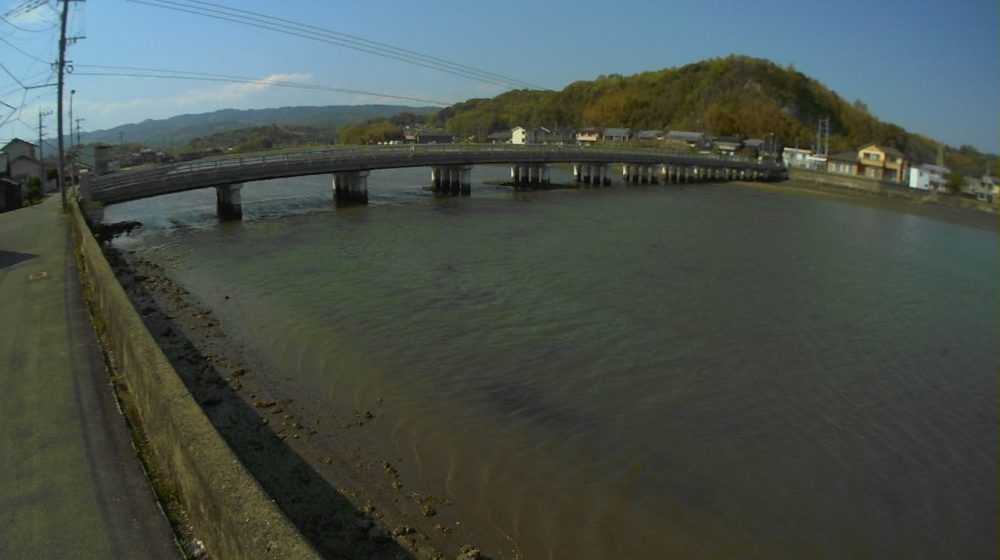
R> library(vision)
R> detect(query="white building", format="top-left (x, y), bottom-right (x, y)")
top-left (782, 147), bottom-right (812, 167)
top-left (511, 126), bottom-right (535, 145)
top-left (908, 163), bottom-right (949, 191)
top-left (0, 138), bottom-right (45, 190)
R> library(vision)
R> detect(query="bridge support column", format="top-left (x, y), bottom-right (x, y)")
top-left (432, 165), bottom-right (472, 195)
top-left (511, 164), bottom-right (551, 187)
top-left (460, 165), bottom-right (472, 195)
top-left (333, 171), bottom-right (369, 204)
top-left (215, 183), bottom-right (243, 220)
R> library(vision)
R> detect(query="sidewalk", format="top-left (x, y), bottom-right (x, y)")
top-left (0, 197), bottom-right (178, 559)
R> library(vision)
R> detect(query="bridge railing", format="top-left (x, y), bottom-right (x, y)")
top-left (87, 143), bottom-right (785, 195)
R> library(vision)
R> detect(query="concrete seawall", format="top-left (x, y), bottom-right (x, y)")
top-left (69, 199), bottom-right (321, 559)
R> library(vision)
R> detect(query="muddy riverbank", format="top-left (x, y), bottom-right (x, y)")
top-left (104, 247), bottom-right (510, 560)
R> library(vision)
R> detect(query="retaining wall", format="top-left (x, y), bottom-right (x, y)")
top-left (788, 167), bottom-right (914, 197)
top-left (69, 199), bottom-right (321, 560)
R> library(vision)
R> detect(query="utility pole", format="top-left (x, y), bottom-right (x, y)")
top-left (816, 117), bottom-right (830, 158)
top-left (38, 107), bottom-right (51, 187)
top-left (56, 0), bottom-right (85, 208)
top-left (56, 0), bottom-right (68, 207)
top-left (75, 117), bottom-right (84, 146)
top-left (68, 89), bottom-right (75, 151)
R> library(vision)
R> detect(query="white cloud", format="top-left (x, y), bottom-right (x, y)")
top-left (77, 72), bottom-right (315, 125)
top-left (171, 72), bottom-right (313, 107)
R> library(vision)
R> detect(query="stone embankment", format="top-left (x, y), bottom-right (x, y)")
top-left (70, 199), bottom-right (322, 559)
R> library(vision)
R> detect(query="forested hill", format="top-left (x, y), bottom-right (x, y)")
top-left (79, 105), bottom-right (437, 149)
top-left (431, 55), bottom-right (993, 174)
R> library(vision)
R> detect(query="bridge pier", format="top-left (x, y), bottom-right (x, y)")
top-left (628, 164), bottom-right (655, 184)
top-left (333, 170), bottom-right (370, 204)
top-left (432, 165), bottom-right (471, 195)
top-left (574, 163), bottom-right (608, 186)
top-left (511, 164), bottom-right (551, 187)
top-left (215, 183), bottom-right (243, 220)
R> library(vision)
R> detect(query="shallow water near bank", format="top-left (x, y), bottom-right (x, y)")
top-left (107, 166), bottom-right (998, 559)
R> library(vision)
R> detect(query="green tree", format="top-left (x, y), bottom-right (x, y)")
top-left (25, 177), bottom-right (42, 204)
top-left (944, 171), bottom-right (966, 194)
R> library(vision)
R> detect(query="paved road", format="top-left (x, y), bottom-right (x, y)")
top-left (0, 197), bottom-right (178, 559)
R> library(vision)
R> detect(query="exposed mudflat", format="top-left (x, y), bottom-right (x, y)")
top-left (105, 246), bottom-right (503, 560)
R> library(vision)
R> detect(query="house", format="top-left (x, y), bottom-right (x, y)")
top-left (782, 147), bottom-right (813, 167)
top-left (511, 126), bottom-right (536, 145)
top-left (711, 136), bottom-right (742, 155)
top-left (0, 176), bottom-right (23, 212)
top-left (488, 130), bottom-right (512, 144)
top-left (856, 144), bottom-right (907, 183)
top-left (602, 128), bottom-right (632, 142)
top-left (0, 138), bottom-right (45, 190)
top-left (415, 130), bottom-right (454, 144)
top-left (575, 128), bottom-right (601, 143)
top-left (826, 151), bottom-right (859, 175)
top-left (664, 130), bottom-right (706, 150)
top-left (1, 138), bottom-right (37, 161)
top-left (539, 128), bottom-right (576, 144)
top-left (79, 144), bottom-right (118, 175)
top-left (908, 163), bottom-right (949, 191)
top-left (976, 175), bottom-right (998, 203)
top-left (635, 130), bottom-right (664, 142)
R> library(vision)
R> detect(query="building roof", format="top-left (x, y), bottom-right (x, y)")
top-left (635, 129), bottom-right (664, 140)
top-left (913, 163), bottom-right (950, 174)
top-left (603, 127), bottom-right (632, 136)
top-left (666, 130), bottom-right (704, 141)
top-left (1, 138), bottom-right (37, 150)
top-left (858, 143), bottom-right (905, 158)
top-left (712, 136), bottom-right (742, 144)
top-left (828, 150), bottom-right (859, 162)
top-left (743, 138), bottom-right (764, 148)
top-left (8, 154), bottom-right (40, 165)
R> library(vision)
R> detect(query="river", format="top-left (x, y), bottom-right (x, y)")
top-left (105, 166), bottom-right (998, 559)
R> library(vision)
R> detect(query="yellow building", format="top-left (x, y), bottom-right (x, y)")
top-left (856, 144), bottom-right (908, 183)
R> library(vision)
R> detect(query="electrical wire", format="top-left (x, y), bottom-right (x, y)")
top-left (125, 0), bottom-right (546, 91)
top-left (72, 66), bottom-right (455, 106)
top-left (0, 34), bottom-right (53, 64)
top-left (0, 14), bottom-right (56, 32)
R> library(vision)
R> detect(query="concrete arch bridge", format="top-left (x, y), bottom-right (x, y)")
top-left (82, 144), bottom-right (786, 219)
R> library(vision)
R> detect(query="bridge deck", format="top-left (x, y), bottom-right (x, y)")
top-left (85, 144), bottom-right (785, 205)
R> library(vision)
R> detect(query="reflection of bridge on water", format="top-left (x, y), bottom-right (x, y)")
top-left (82, 144), bottom-right (787, 220)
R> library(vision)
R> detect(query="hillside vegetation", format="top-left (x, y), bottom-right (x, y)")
top-left (429, 55), bottom-right (994, 176)
top-left (80, 105), bottom-right (436, 149)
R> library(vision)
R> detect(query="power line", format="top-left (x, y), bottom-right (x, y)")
top-left (0, 34), bottom-right (53, 64)
top-left (0, 14), bottom-right (57, 32)
top-left (125, 0), bottom-right (546, 91)
top-left (4, 0), bottom-right (48, 20)
top-left (73, 64), bottom-right (456, 105)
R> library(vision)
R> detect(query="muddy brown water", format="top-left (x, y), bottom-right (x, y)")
top-left (106, 166), bottom-right (998, 559)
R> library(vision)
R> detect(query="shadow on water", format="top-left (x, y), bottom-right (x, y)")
top-left (0, 249), bottom-right (37, 270)
top-left (105, 251), bottom-right (414, 560)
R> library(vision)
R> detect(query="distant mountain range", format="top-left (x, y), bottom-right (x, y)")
top-left (77, 105), bottom-right (437, 149)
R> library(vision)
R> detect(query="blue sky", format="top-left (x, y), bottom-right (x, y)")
top-left (1, 0), bottom-right (996, 154)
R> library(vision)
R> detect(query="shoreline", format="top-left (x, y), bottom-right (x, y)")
top-left (726, 178), bottom-right (998, 231)
top-left (105, 248), bottom-right (505, 560)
